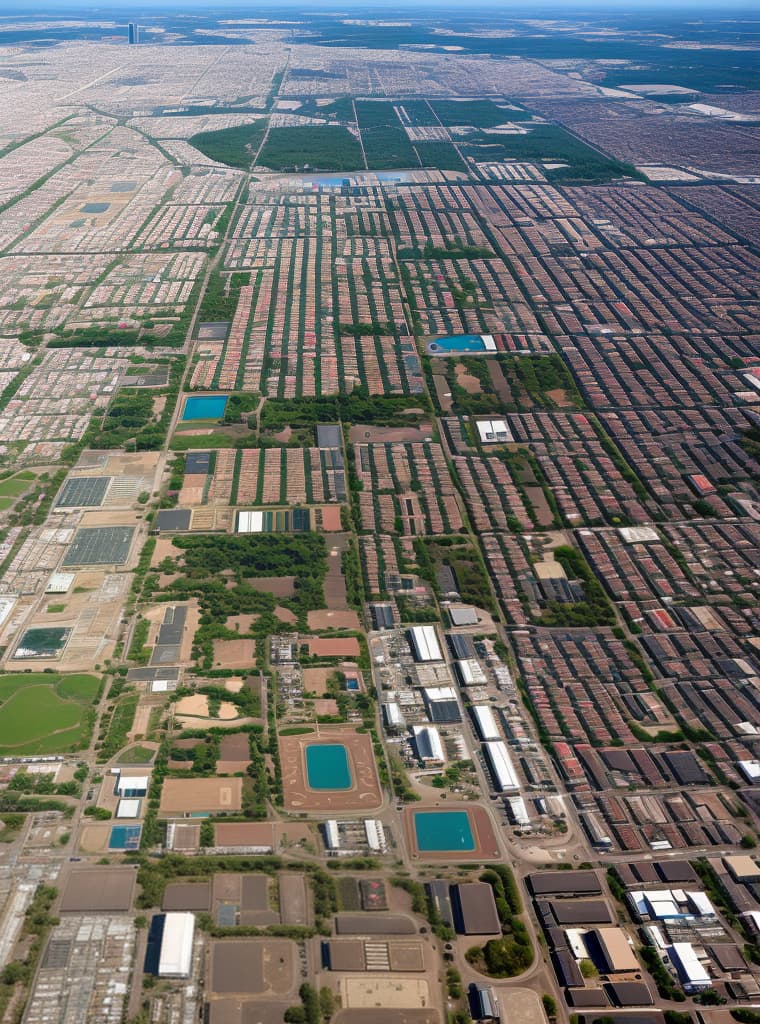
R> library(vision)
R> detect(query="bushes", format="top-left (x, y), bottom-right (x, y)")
top-left (97, 694), bottom-right (139, 763)
top-left (535, 545), bottom-right (616, 628)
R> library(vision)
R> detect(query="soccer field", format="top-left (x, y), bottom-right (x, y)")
top-left (0, 673), bottom-right (101, 755)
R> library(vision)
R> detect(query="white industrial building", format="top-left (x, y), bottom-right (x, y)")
top-left (413, 725), bottom-right (445, 764)
top-left (667, 943), bottom-right (711, 992)
top-left (482, 740), bottom-right (520, 793)
top-left (506, 796), bottom-right (530, 827)
top-left (45, 572), bottom-right (75, 594)
top-left (383, 702), bottom-right (405, 730)
top-left (471, 705), bottom-right (501, 742)
top-left (364, 819), bottom-right (387, 852)
top-left (115, 799), bottom-right (140, 819)
top-left (737, 759), bottom-right (760, 784)
top-left (475, 418), bottom-right (512, 444)
top-left (628, 889), bottom-right (715, 921)
top-left (455, 659), bottom-right (486, 686)
top-left (236, 510), bottom-right (265, 533)
top-left (324, 820), bottom-right (340, 851)
top-left (408, 625), bottom-right (443, 662)
top-left (158, 912), bottom-right (195, 977)
top-left (115, 775), bottom-right (149, 797)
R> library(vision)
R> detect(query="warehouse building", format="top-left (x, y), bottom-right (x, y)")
top-left (455, 659), bottom-right (486, 686)
top-left (471, 705), bottom-right (501, 742)
top-left (667, 942), bottom-right (711, 992)
top-left (451, 882), bottom-right (501, 935)
top-left (449, 606), bottom-right (478, 627)
top-left (382, 702), bottom-right (405, 731)
top-left (475, 419), bottom-right (512, 444)
top-left (408, 625), bottom-right (443, 662)
top-left (529, 871), bottom-right (602, 898)
top-left (412, 725), bottom-right (445, 765)
top-left (115, 774), bottom-right (149, 798)
top-left (423, 685), bottom-right (461, 723)
top-left (482, 740), bottom-right (520, 793)
top-left (588, 928), bottom-right (639, 974)
top-left (469, 984), bottom-right (498, 1020)
top-left (158, 912), bottom-right (195, 977)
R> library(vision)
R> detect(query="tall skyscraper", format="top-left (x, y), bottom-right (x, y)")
top-left (128, 22), bottom-right (139, 44)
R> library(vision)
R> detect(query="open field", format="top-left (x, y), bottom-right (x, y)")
top-left (0, 672), bottom-right (100, 755)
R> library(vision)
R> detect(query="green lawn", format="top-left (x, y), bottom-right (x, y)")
top-left (0, 673), bottom-right (100, 755)
top-left (118, 744), bottom-right (156, 765)
top-left (0, 471), bottom-right (37, 498)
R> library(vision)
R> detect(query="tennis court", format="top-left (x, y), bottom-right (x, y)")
top-left (108, 825), bottom-right (142, 850)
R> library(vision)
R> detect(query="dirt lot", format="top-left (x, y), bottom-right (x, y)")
top-left (454, 363), bottom-right (482, 394)
top-left (213, 637), bottom-right (256, 669)
top-left (325, 535), bottom-right (350, 609)
top-left (59, 866), bottom-right (136, 912)
top-left (341, 978), bottom-right (430, 1010)
top-left (209, 938), bottom-right (296, 996)
top-left (225, 614), bottom-right (259, 632)
top-left (349, 425), bottom-right (433, 443)
top-left (279, 873), bottom-right (309, 926)
top-left (302, 667), bottom-right (332, 695)
top-left (150, 537), bottom-right (184, 568)
top-left (159, 777), bottom-right (242, 814)
top-left (320, 506), bottom-right (343, 531)
top-left (246, 575), bottom-right (296, 598)
top-left (308, 637), bottom-right (361, 658)
top-left (308, 610), bottom-right (361, 631)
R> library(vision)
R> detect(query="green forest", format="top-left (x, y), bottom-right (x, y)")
top-left (258, 126), bottom-right (365, 171)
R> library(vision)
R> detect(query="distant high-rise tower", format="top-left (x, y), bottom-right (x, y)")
top-left (128, 22), bottom-right (139, 44)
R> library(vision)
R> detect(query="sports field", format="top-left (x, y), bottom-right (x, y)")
top-left (0, 672), bottom-right (101, 755)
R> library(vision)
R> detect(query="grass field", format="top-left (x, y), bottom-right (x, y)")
top-left (0, 470), bottom-right (36, 498)
top-left (0, 470), bottom-right (37, 508)
top-left (0, 673), bottom-right (100, 755)
top-left (118, 744), bottom-right (156, 765)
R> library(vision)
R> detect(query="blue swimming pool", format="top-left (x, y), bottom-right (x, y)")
top-left (306, 743), bottom-right (352, 790)
top-left (182, 395), bottom-right (228, 421)
top-left (109, 824), bottom-right (142, 850)
top-left (414, 811), bottom-right (475, 852)
top-left (427, 334), bottom-right (495, 355)
top-left (345, 677), bottom-right (359, 691)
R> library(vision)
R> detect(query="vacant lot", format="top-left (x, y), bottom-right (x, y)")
top-left (0, 673), bottom-right (100, 755)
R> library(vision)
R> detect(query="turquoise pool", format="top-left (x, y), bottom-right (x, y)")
top-left (306, 743), bottom-right (352, 790)
top-left (414, 811), bottom-right (475, 852)
top-left (109, 824), bottom-right (141, 850)
top-left (427, 334), bottom-right (495, 355)
top-left (182, 395), bottom-right (228, 421)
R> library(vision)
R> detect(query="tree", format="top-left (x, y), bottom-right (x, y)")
top-left (319, 987), bottom-right (335, 1021)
